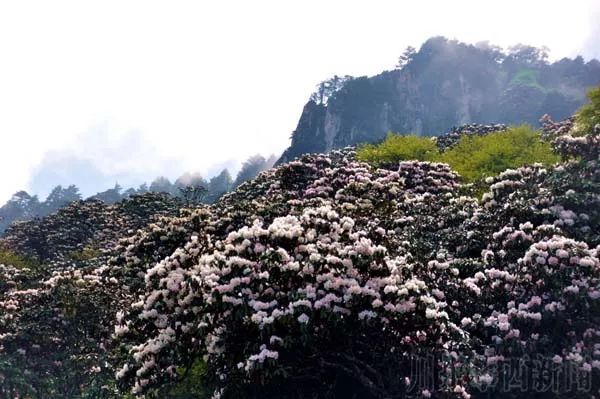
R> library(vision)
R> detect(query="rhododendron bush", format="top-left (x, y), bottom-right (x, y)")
top-left (0, 193), bottom-right (182, 398)
top-left (1, 124), bottom-right (600, 398)
top-left (108, 125), bottom-right (600, 398)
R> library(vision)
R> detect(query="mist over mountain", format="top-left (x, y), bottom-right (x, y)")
top-left (3, 22), bottom-right (600, 397)
top-left (279, 37), bottom-right (600, 163)
top-left (3, 37), bottom-right (598, 235)
top-left (0, 154), bottom-right (276, 234)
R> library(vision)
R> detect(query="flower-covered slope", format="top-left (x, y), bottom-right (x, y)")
top-left (2, 123), bottom-right (600, 399)
top-left (110, 125), bottom-right (600, 398)
top-left (0, 192), bottom-right (183, 397)
top-left (0, 192), bottom-right (183, 265)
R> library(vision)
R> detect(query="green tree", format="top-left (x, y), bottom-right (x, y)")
top-left (0, 191), bottom-right (41, 233)
top-left (396, 45), bottom-right (416, 69)
top-left (149, 176), bottom-right (175, 195)
top-left (358, 126), bottom-right (560, 183)
top-left (574, 85), bottom-right (600, 135)
top-left (174, 172), bottom-right (208, 192)
top-left (92, 183), bottom-right (123, 204)
top-left (178, 185), bottom-right (208, 206)
top-left (309, 75), bottom-right (352, 105)
top-left (233, 155), bottom-right (276, 188)
top-left (438, 125), bottom-right (559, 182)
top-left (356, 133), bottom-right (439, 166)
top-left (43, 185), bottom-right (82, 214)
top-left (505, 44), bottom-right (549, 67)
top-left (206, 169), bottom-right (233, 203)
top-left (137, 183), bottom-right (149, 193)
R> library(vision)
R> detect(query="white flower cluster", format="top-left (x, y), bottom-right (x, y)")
top-left (5, 123), bottom-right (600, 398)
top-left (110, 141), bottom-right (600, 397)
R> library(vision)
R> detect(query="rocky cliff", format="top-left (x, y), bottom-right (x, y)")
top-left (279, 37), bottom-right (600, 163)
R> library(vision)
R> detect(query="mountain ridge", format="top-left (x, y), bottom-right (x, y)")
top-left (278, 37), bottom-right (600, 163)
top-left (0, 154), bottom-right (277, 235)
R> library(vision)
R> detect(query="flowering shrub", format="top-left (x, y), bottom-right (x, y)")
top-left (539, 113), bottom-right (575, 139)
top-left (112, 124), bottom-right (600, 398)
top-left (2, 121), bottom-right (600, 398)
top-left (0, 192), bottom-right (183, 398)
top-left (2, 192), bottom-right (182, 264)
top-left (435, 123), bottom-right (508, 151)
top-left (111, 155), bottom-right (474, 398)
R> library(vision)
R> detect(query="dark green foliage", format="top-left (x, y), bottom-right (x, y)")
top-left (504, 44), bottom-right (549, 69)
top-left (233, 154), bottom-right (277, 188)
top-left (149, 176), bottom-right (176, 196)
top-left (91, 184), bottom-right (124, 204)
top-left (0, 191), bottom-right (41, 234)
top-left (499, 84), bottom-right (547, 124)
top-left (67, 246), bottom-right (103, 262)
top-left (43, 185), bottom-right (82, 215)
top-left (0, 186), bottom-right (83, 236)
top-left (396, 45), bottom-right (416, 69)
top-left (0, 163), bottom-right (269, 234)
top-left (206, 169), bottom-right (233, 203)
top-left (538, 90), bottom-right (580, 121)
top-left (178, 185), bottom-right (208, 206)
top-left (309, 75), bottom-right (353, 105)
top-left (1, 192), bottom-right (182, 264)
top-left (174, 173), bottom-right (208, 192)
top-left (0, 247), bottom-right (39, 270)
top-left (510, 69), bottom-right (544, 90)
top-left (152, 359), bottom-right (210, 399)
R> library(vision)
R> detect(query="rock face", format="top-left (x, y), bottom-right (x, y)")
top-left (278, 37), bottom-right (600, 163)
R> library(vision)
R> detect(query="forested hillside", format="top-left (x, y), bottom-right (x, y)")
top-left (279, 37), bottom-right (600, 163)
top-left (1, 86), bottom-right (600, 397)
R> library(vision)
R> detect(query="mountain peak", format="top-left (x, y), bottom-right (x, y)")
top-left (278, 37), bottom-right (600, 164)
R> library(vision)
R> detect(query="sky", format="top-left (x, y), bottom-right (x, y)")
top-left (0, 0), bottom-right (599, 203)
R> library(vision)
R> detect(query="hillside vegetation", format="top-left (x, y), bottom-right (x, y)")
top-left (279, 37), bottom-right (600, 163)
top-left (357, 125), bottom-right (560, 182)
top-left (574, 85), bottom-right (600, 135)
top-left (0, 154), bottom-right (277, 235)
top-left (1, 89), bottom-right (600, 398)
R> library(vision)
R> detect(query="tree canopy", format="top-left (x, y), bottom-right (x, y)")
top-left (356, 125), bottom-right (560, 182)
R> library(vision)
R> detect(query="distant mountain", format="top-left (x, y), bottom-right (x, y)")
top-left (278, 37), bottom-right (600, 163)
top-left (0, 154), bottom-right (276, 235)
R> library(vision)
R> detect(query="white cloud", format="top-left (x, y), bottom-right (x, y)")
top-left (0, 0), bottom-right (598, 202)
top-left (27, 122), bottom-right (187, 198)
